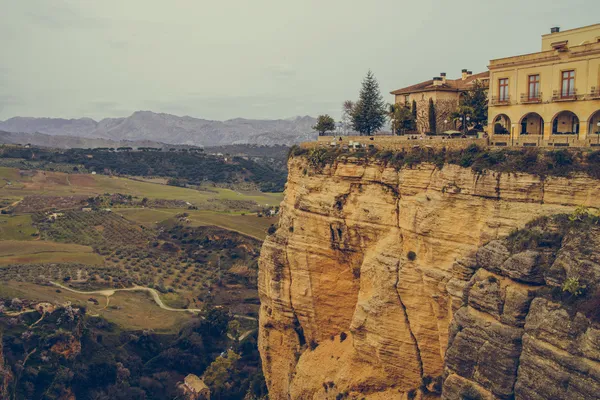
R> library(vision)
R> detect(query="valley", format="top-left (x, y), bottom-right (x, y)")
top-left (0, 145), bottom-right (284, 399)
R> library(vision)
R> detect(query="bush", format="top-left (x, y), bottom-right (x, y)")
top-left (562, 277), bottom-right (586, 297)
top-left (407, 251), bottom-right (417, 261)
top-left (340, 332), bottom-right (347, 342)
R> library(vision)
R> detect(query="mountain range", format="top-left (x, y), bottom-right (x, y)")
top-left (0, 111), bottom-right (318, 147)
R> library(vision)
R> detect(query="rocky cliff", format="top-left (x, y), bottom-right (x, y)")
top-left (258, 154), bottom-right (600, 399)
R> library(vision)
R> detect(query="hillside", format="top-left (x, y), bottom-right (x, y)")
top-left (258, 149), bottom-right (600, 399)
top-left (0, 112), bottom-right (318, 146)
top-left (0, 130), bottom-right (195, 150)
top-left (0, 146), bottom-right (287, 192)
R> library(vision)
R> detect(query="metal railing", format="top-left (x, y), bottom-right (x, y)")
top-left (520, 93), bottom-right (542, 103)
top-left (551, 89), bottom-right (579, 101)
top-left (490, 95), bottom-right (511, 106)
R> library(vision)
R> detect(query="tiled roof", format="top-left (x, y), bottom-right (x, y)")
top-left (390, 71), bottom-right (489, 95)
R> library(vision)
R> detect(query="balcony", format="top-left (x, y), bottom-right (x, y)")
top-left (520, 93), bottom-right (542, 104)
top-left (590, 87), bottom-right (600, 100)
top-left (551, 89), bottom-right (580, 102)
top-left (490, 95), bottom-right (511, 106)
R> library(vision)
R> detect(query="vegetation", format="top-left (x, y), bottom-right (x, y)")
top-left (351, 71), bottom-right (387, 135)
top-left (0, 215), bottom-right (38, 241)
top-left (562, 277), bottom-right (586, 297)
top-left (313, 115), bottom-right (336, 136)
top-left (453, 79), bottom-right (488, 130)
top-left (0, 146), bottom-right (286, 192)
top-left (388, 104), bottom-right (415, 135)
top-left (428, 98), bottom-right (437, 134)
top-left (291, 145), bottom-right (600, 180)
top-left (0, 304), bottom-right (266, 400)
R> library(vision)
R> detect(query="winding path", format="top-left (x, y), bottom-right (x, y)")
top-left (49, 282), bottom-right (257, 321)
top-left (50, 281), bottom-right (203, 313)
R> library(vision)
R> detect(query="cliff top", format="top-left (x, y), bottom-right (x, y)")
top-left (289, 144), bottom-right (600, 179)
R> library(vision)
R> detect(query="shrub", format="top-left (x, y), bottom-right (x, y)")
top-left (562, 277), bottom-right (586, 297)
top-left (407, 251), bottom-right (417, 261)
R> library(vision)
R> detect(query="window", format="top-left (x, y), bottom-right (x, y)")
top-left (561, 70), bottom-right (575, 98)
top-left (528, 75), bottom-right (540, 100)
top-left (404, 95), bottom-right (410, 105)
top-left (498, 78), bottom-right (509, 101)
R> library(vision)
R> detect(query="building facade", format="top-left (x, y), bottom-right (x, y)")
top-left (488, 24), bottom-right (600, 142)
top-left (390, 70), bottom-right (489, 134)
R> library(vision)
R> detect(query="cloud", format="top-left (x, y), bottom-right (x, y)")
top-left (107, 40), bottom-right (130, 50)
top-left (144, 94), bottom-right (338, 120)
top-left (0, 95), bottom-right (24, 118)
top-left (264, 64), bottom-right (297, 79)
top-left (78, 100), bottom-right (131, 118)
top-left (22, 0), bottom-right (105, 29)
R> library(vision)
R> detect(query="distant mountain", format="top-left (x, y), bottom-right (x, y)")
top-left (0, 112), bottom-right (318, 147)
top-left (0, 130), bottom-right (192, 150)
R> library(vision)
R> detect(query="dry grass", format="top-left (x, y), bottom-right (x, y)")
top-left (116, 208), bottom-right (277, 239)
top-left (0, 167), bottom-right (282, 210)
top-left (0, 240), bottom-right (103, 265)
top-left (0, 281), bottom-right (190, 332)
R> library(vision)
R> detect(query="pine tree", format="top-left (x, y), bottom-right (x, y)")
top-left (411, 100), bottom-right (417, 123)
top-left (351, 71), bottom-right (387, 136)
top-left (428, 98), bottom-right (437, 134)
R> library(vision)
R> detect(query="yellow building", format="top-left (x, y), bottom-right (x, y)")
top-left (488, 24), bottom-right (600, 144)
top-left (390, 70), bottom-right (489, 134)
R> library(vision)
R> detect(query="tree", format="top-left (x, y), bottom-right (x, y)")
top-left (411, 100), bottom-right (417, 123)
top-left (203, 350), bottom-right (241, 397)
top-left (455, 79), bottom-right (488, 130)
top-left (312, 115), bottom-right (336, 136)
top-left (389, 103), bottom-right (415, 135)
top-left (341, 101), bottom-right (355, 134)
top-left (428, 98), bottom-right (437, 134)
top-left (351, 70), bottom-right (387, 136)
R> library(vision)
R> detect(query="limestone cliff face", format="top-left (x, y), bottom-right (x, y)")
top-left (258, 156), bottom-right (600, 399)
top-left (444, 218), bottom-right (600, 399)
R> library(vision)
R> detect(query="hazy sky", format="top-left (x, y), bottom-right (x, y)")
top-left (0, 1), bottom-right (598, 121)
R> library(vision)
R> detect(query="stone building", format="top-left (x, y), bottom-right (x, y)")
top-left (390, 70), bottom-right (489, 134)
top-left (489, 23), bottom-right (600, 140)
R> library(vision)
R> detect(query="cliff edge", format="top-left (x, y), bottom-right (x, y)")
top-left (258, 151), bottom-right (600, 399)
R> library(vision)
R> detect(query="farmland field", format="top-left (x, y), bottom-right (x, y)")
top-left (0, 214), bottom-right (38, 240)
top-left (0, 281), bottom-right (189, 332)
top-left (116, 208), bottom-right (277, 239)
top-left (0, 167), bottom-right (283, 209)
top-left (0, 164), bottom-right (277, 331)
top-left (0, 240), bottom-right (103, 265)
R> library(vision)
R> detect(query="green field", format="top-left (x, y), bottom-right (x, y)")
top-left (0, 281), bottom-right (189, 332)
top-left (116, 208), bottom-right (277, 239)
top-left (0, 167), bottom-right (283, 209)
top-left (0, 214), bottom-right (37, 240)
top-left (0, 240), bottom-right (103, 265)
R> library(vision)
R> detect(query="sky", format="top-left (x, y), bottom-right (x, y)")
top-left (0, 0), bottom-right (599, 121)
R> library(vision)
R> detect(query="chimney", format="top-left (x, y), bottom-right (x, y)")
top-left (461, 69), bottom-right (468, 80)
top-left (550, 27), bottom-right (560, 34)
top-left (433, 77), bottom-right (443, 86)
top-left (440, 72), bottom-right (447, 84)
